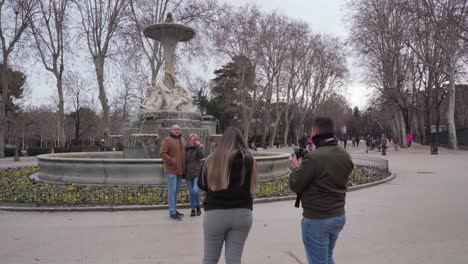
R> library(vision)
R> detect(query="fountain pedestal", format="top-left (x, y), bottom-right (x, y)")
top-left (123, 111), bottom-right (216, 158)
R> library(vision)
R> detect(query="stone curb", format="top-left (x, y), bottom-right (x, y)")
top-left (0, 173), bottom-right (396, 212)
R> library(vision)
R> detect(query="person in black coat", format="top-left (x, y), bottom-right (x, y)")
top-left (198, 127), bottom-right (258, 264)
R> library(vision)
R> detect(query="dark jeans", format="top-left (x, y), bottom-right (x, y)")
top-left (302, 214), bottom-right (346, 264)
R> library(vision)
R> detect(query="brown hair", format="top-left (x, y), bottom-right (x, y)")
top-left (188, 133), bottom-right (199, 141)
top-left (202, 127), bottom-right (258, 193)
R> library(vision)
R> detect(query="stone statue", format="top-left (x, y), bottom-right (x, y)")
top-left (140, 83), bottom-right (164, 111)
top-left (165, 13), bottom-right (174, 23)
top-left (140, 13), bottom-right (196, 112)
top-left (140, 71), bottom-right (195, 112)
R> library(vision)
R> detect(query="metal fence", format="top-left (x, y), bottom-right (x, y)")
top-left (349, 155), bottom-right (391, 185)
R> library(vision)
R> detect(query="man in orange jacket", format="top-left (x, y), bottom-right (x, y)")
top-left (160, 124), bottom-right (186, 220)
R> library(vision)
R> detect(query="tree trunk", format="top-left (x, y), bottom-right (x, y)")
top-left (414, 110), bottom-right (423, 144)
top-left (56, 78), bottom-right (65, 147)
top-left (402, 109), bottom-right (411, 135)
top-left (446, 54), bottom-right (458, 149)
top-left (435, 103), bottom-right (441, 145)
top-left (398, 110), bottom-right (407, 147)
top-left (392, 114), bottom-right (399, 142)
top-left (150, 62), bottom-right (158, 87)
top-left (283, 107), bottom-right (294, 146)
top-left (269, 117), bottom-right (281, 147)
top-left (75, 108), bottom-right (80, 142)
top-left (240, 107), bottom-right (251, 141)
top-left (424, 102), bottom-right (432, 145)
top-left (261, 124), bottom-right (268, 147)
top-left (0, 55), bottom-right (8, 158)
top-left (280, 106), bottom-right (292, 146)
top-left (94, 56), bottom-right (111, 139)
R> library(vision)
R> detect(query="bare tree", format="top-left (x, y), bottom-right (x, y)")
top-left (28, 104), bottom-right (57, 147)
top-left (281, 20), bottom-right (311, 146)
top-left (109, 59), bottom-right (145, 134)
top-left (209, 5), bottom-right (264, 139)
top-left (0, 0), bottom-right (37, 157)
top-left (256, 12), bottom-right (290, 147)
top-left (30, 0), bottom-right (69, 147)
top-left (348, 0), bottom-right (417, 145)
top-left (408, 0), bottom-right (468, 149)
top-left (64, 70), bottom-right (91, 142)
top-left (280, 21), bottom-right (345, 146)
top-left (74, 0), bottom-right (128, 139)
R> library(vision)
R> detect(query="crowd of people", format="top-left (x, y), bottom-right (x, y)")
top-left (297, 132), bottom-right (413, 157)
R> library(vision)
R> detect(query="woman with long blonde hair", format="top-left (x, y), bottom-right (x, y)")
top-left (198, 127), bottom-right (258, 264)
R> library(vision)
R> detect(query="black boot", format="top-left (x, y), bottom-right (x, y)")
top-left (196, 206), bottom-right (201, 216)
top-left (190, 209), bottom-right (196, 217)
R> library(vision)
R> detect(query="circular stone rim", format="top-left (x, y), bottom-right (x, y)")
top-left (143, 23), bottom-right (195, 42)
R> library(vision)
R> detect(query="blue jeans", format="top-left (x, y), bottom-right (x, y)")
top-left (166, 173), bottom-right (182, 215)
top-left (185, 177), bottom-right (200, 209)
top-left (301, 214), bottom-right (346, 264)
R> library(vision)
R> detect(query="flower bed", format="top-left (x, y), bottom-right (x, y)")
top-left (0, 166), bottom-right (388, 207)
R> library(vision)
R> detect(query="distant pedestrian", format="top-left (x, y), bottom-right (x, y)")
top-left (299, 133), bottom-right (308, 149)
top-left (365, 135), bottom-right (371, 153)
top-left (380, 134), bottom-right (388, 156)
top-left (393, 136), bottom-right (399, 151)
top-left (306, 138), bottom-right (314, 151)
top-left (65, 141), bottom-right (72, 152)
top-left (406, 133), bottom-right (413, 148)
top-left (116, 141), bottom-right (123, 151)
top-left (250, 141), bottom-right (257, 151)
top-left (99, 139), bottom-right (106, 152)
top-left (47, 143), bottom-right (54, 154)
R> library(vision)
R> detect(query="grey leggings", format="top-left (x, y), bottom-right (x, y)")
top-left (202, 209), bottom-right (253, 264)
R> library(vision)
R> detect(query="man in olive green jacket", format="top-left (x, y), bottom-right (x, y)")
top-left (290, 116), bottom-right (354, 264)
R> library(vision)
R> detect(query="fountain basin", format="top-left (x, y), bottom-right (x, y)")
top-left (36, 151), bottom-right (291, 185)
top-left (143, 23), bottom-right (195, 42)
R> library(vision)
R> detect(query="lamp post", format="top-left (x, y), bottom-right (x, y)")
top-left (13, 105), bottom-right (20, 161)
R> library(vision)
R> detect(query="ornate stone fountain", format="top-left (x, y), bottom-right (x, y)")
top-left (35, 14), bottom-right (290, 185)
top-left (140, 14), bottom-right (196, 112)
top-left (124, 13), bottom-right (214, 158)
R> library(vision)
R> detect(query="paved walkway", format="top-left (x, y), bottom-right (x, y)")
top-left (1, 144), bottom-right (468, 263)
